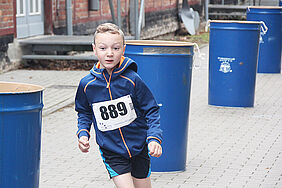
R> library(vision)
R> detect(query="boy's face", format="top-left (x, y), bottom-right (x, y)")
top-left (93, 33), bottom-right (125, 73)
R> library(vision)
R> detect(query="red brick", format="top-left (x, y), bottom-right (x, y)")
top-left (0, 22), bottom-right (9, 28)
top-left (163, 0), bottom-right (171, 7)
top-left (6, 22), bottom-right (13, 27)
top-left (0, 0), bottom-right (10, 5)
top-left (75, 11), bottom-right (88, 19)
top-left (101, 0), bottom-right (111, 16)
top-left (89, 10), bottom-right (101, 17)
top-left (146, 0), bottom-right (154, 9)
top-left (3, 16), bottom-right (12, 22)
top-left (154, 0), bottom-right (162, 8)
top-left (171, 0), bottom-right (177, 6)
top-left (2, 10), bottom-right (13, 16)
top-left (0, 4), bottom-right (13, 10)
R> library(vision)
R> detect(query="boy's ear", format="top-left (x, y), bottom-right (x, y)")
top-left (123, 44), bottom-right (126, 55)
top-left (92, 43), bottom-right (97, 56)
top-left (92, 43), bottom-right (95, 51)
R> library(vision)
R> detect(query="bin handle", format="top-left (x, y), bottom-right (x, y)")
top-left (205, 20), bottom-right (211, 32)
top-left (260, 21), bottom-right (268, 35)
top-left (205, 19), bottom-right (268, 35)
top-left (192, 43), bottom-right (205, 70)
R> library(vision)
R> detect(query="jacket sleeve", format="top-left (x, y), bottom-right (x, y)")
top-left (135, 75), bottom-right (163, 145)
top-left (75, 80), bottom-right (93, 139)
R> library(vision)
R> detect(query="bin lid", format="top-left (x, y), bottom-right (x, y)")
top-left (248, 6), bottom-right (282, 9)
top-left (125, 40), bottom-right (194, 47)
top-left (0, 82), bottom-right (44, 94)
top-left (210, 20), bottom-right (261, 24)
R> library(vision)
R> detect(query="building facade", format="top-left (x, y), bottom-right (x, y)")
top-left (0, 0), bottom-right (202, 72)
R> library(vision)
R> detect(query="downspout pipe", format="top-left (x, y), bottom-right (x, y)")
top-left (117, 0), bottom-right (121, 28)
top-left (66, 0), bottom-right (73, 35)
top-left (134, 0), bottom-right (138, 39)
top-left (205, 0), bottom-right (208, 22)
top-left (108, 0), bottom-right (117, 24)
top-left (136, 0), bottom-right (144, 39)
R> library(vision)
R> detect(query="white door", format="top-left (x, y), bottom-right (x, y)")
top-left (16, 0), bottom-right (44, 38)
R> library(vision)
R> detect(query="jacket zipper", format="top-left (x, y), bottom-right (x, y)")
top-left (102, 71), bottom-right (132, 158)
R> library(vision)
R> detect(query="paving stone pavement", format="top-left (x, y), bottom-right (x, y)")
top-left (0, 70), bottom-right (88, 116)
top-left (1, 45), bottom-right (282, 188)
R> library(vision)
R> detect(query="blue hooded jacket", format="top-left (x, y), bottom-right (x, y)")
top-left (75, 56), bottom-right (162, 158)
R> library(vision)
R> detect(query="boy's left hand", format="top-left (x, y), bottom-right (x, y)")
top-left (148, 141), bottom-right (162, 157)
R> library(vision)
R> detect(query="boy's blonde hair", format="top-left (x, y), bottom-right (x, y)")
top-left (93, 23), bottom-right (125, 45)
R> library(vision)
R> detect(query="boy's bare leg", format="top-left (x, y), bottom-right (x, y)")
top-left (132, 177), bottom-right (152, 188)
top-left (112, 173), bottom-right (135, 188)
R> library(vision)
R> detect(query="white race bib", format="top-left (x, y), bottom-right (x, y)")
top-left (92, 95), bottom-right (137, 132)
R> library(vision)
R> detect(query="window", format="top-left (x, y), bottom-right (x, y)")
top-left (16, 0), bottom-right (25, 17)
top-left (29, 0), bottom-right (41, 15)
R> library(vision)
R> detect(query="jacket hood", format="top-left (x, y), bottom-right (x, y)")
top-left (90, 56), bottom-right (137, 79)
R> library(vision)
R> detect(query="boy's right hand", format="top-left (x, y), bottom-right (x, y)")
top-left (78, 136), bottom-right (90, 153)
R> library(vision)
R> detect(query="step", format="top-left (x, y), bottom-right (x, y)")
top-left (19, 35), bottom-right (94, 45)
top-left (19, 35), bottom-right (135, 52)
top-left (22, 54), bottom-right (98, 61)
top-left (19, 35), bottom-right (135, 45)
top-left (208, 12), bottom-right (246, 16)
top-left (208, 5), bottom-right (248, 10)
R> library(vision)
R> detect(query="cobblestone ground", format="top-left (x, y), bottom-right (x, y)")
top-left (1, 45), bottom-right (281, 188)
top-left (0, 70), bottom-right (88, 116)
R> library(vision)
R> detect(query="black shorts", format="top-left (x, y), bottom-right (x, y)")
top-left (99, 145), bottom-right (151, 179)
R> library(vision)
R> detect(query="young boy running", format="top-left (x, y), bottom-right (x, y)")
top-left (75, 23), bottom-right (163, 188)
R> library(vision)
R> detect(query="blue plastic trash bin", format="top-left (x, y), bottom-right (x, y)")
top-left (247, 6), bottom-right (282, 73)
top-left (209, 21), bottom-right (261, 107)
top-left (0, 82), bottom-right (44, 188)
top-left (125, 40), bottom-right (194, 172)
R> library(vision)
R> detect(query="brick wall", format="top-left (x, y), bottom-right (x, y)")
top-left (0, 0), bottom-right (14, 35)
top-left (0, 0), bottom-right (15, 73)
top-left (53, 0), bottom-right (202, 37)
top-left (53, 0), bottom-right (130, 34)
top-left (0, 0), bottom-right (201, 37)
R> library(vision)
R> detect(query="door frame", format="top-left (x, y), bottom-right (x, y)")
top-left (44, 0), bottom-right (53, 34)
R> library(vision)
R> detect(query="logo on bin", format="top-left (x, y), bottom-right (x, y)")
top-left (218, 57), bottom-right (235, 73)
